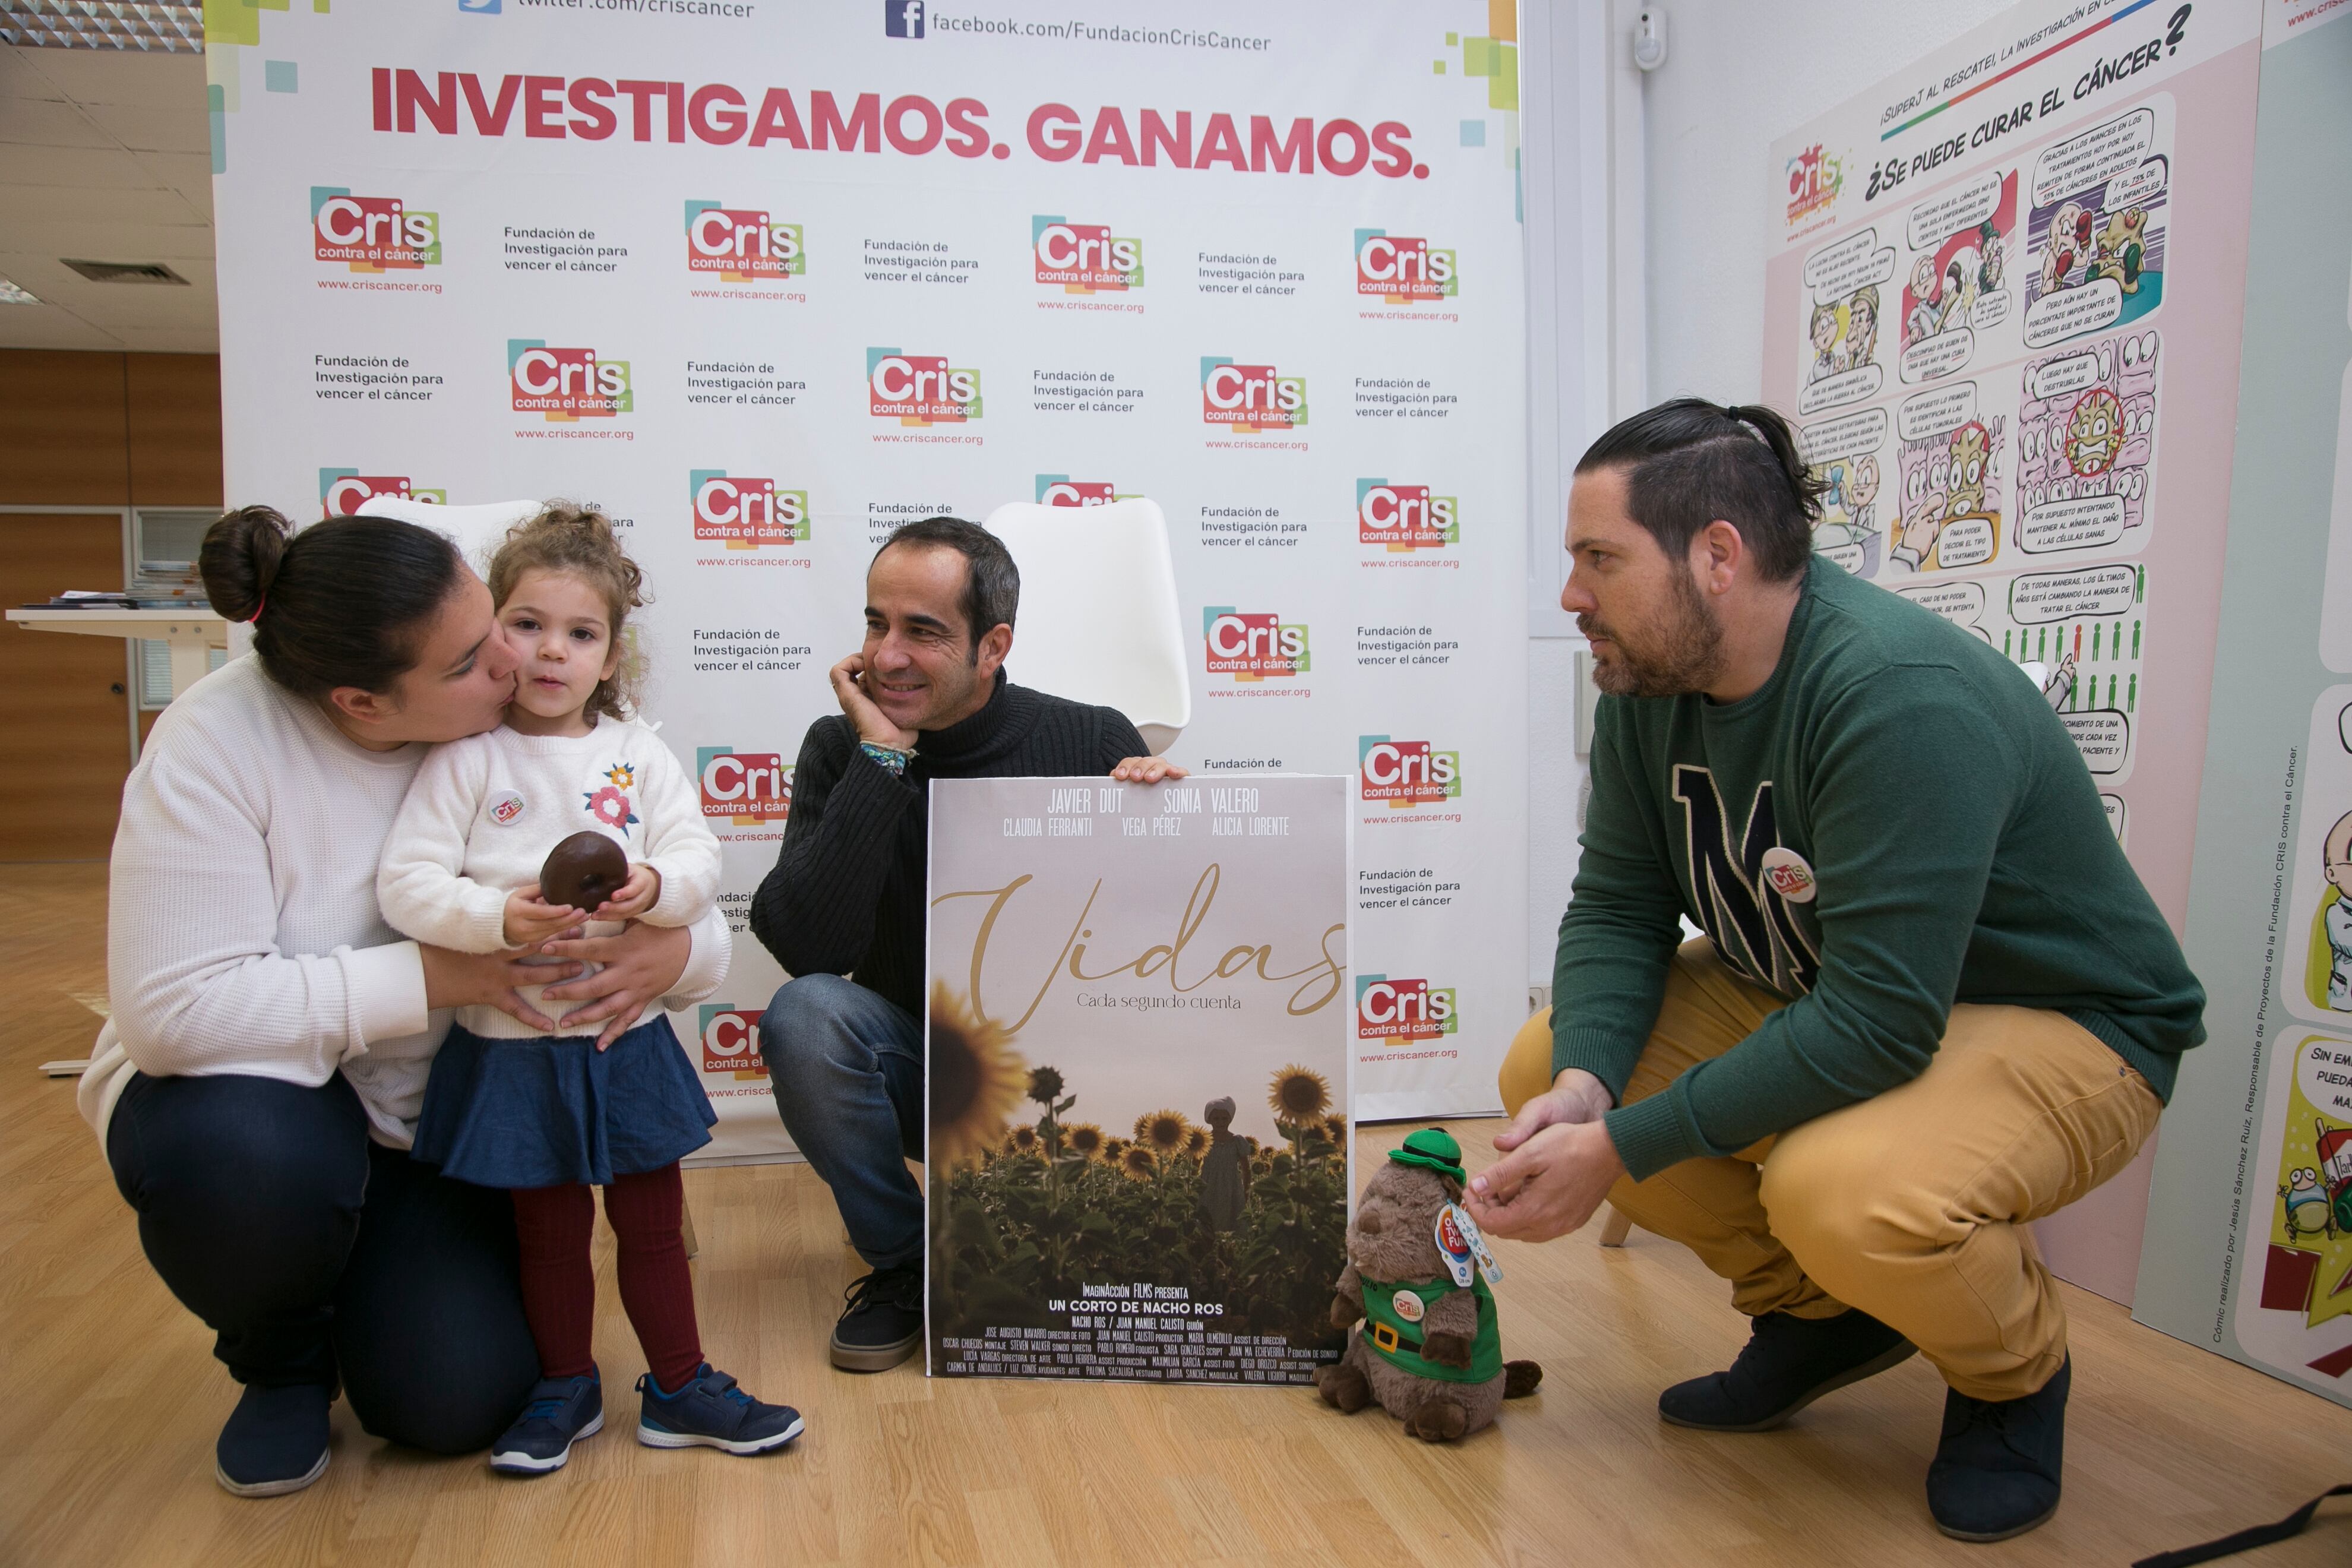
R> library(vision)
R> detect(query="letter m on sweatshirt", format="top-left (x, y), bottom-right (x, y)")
top-left (1671, 764), bottom-right (1820, 997)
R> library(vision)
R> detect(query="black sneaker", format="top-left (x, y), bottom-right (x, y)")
top-left (214, 1382), bottom-right (332, 1498)
top-left (1659, 1308), bottom-right (1917, 1431)
top-left (636, 1364), bottom-right (804, 1455)
top-left (488, 1372), bottom-right (604, 1477)
top-left (1927, 1355), bottom-right (2069, 1542)
top-left (829, 1264), bottom-right (922, 1372)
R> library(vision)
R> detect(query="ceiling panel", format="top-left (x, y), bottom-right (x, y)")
top-left (0, 93), bottom-right (112, 147)
top-left (0, 184), bottom-right (206, 226)
top-left (0, 43), bottom-right (215, 351)
top-left (7, 143), bottom-right (167, 189)
top-left (78, 99), bottom-right (209, 154)
top-left (0, 305), bottom-right (122, 349)
top-left (19, 45), bottom-right (206, 106)
top-left (7, 219), bottom-right (215, 261)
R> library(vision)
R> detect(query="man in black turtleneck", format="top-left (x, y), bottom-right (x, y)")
top-left (752, 515), bottom-right (1178, 1372)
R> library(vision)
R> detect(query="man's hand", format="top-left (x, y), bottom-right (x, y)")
top-left (829, 653), bottom-right (916, 751)
top-left (1464, 1119), bottom-right (1627, 1243)
top-left (1493, 1067), bottom-right (1615, 1152)
top-left (419, 943), bottom-right (571, 1033)
top-left (535, 921), bottom-right (693, 1049)
top-left (1109, 756), bottom-right (1187, 783)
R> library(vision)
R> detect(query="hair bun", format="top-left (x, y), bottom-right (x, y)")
top-left (198, 504), bottom-right (291, 623)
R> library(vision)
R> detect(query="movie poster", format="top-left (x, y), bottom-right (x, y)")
top-left (924, 774), bottom-right (1351, 1383)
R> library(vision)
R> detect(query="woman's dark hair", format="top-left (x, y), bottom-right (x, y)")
top-left (199, 505), bottom-right (467, 698)
top-left (1574, 397), bottom-right (1825, 583)
top-left (875, 515), bottom-right (1020, 658)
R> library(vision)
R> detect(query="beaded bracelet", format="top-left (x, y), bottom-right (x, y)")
top-left (859, 741), bottom-right (911, 776)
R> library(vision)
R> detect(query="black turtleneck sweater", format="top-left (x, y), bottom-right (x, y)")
top-left (750, 674), bottom-right (1147, 1016)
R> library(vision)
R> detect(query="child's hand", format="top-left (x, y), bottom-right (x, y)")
top-left (502, 884), bottom-right (582, 948)
top-left (593, 863), bottom-right (662, 922)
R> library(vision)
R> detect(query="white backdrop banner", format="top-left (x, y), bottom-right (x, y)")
top-left (205, 0), bottom-right (1529, 1155)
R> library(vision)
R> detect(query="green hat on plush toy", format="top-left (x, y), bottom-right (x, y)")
top-left (1387, 1127), bottom-right (1466, 1184)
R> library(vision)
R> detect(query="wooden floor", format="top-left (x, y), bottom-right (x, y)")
top-left (3, 861), bottom-right (2347, 1567)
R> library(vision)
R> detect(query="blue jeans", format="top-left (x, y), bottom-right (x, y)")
top-left (761, 973), bottom-right (924, 1271)
top-left (106, 1070), bottom-right (540, 1453)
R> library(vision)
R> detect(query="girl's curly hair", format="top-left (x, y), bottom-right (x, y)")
top-left (486, 502), bottom-right (648, 722)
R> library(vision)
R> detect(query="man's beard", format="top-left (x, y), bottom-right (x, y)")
top-left (1582, 572), bottom-right (1724, 697)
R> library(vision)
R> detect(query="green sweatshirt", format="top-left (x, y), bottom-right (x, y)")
top-left (1555, 557), bottom-right (2205, 1182)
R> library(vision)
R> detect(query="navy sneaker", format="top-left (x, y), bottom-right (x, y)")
top-left (488, 1372), bottom-right (605, 1476)
top-left (1659, 1308), bottom-right (1917, 1431)
top-left (829, 1264), bottom-right (923, 1372)
top-left (1927, 1355), bottom-right (2069, 1542)
top-left (214, 1382), bottom-right (332, 1498)
top-left (636, 1364), bottom-right (804, 1455)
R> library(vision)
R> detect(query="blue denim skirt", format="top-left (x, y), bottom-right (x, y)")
top-left (413, 1014), bottom-right (715, 1189)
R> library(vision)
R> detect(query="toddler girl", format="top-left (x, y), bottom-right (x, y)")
top-left (379, 505), bottom-right (800, 1475)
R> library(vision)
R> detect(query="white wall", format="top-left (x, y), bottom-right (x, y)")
top-left (1640, 0), bottom-right (2016, 402)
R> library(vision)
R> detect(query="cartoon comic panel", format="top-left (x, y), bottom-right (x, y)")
top-left (1885, 376), bottom-right (2018, 579)
top-left (2022, 98), bottom-right (2171, 350)
top-left (2238, 1029), bottom-right (2352, 1389)
top-left (2015, 329), bottom-right (2162, 559)
top-left (1798, 404), bottom-right (1891, 579)
top-left (2284, 686), bottom-right (2352, 1029)
top-left (1897, 168), bottom-right (2020, 385)
top-left (1895, 560), bottom-right (2148, 785)
top-left (2241, 688), bottom-right (2352, 1389)
top-left (1795, 226), bottom-right (1895, 415)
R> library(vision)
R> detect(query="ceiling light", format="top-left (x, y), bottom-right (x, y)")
top-left (61, 260), bottom-right (190, 286)
top-left (0, 277), bottom-right (39, 306)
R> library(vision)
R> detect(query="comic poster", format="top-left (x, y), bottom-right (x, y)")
top-left (924, 774), bottom-right (1352, 1384)
top-left (2127, 1), bottom-right (2352, 1409)
top-left (1765, 0), bottom-right (2265, 1307)
top-left (2231, 690), bottom-right (2352, 1387)
top-left (1897, 562), bottom-right (2148, 793)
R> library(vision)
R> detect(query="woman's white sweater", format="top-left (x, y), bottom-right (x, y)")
top-left (78, 656), bottom-right (730, 1149)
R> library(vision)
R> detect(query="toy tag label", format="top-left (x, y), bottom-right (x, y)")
top-left (1449, 1213), bottom-right (1505, 1279)
top-left (1434, 1205), bottom-right (1475, 1286)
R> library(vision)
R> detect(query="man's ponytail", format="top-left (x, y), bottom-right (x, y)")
top-left (1723, 403), bottom-right (1828, 526)
top-left (1575, 397), bottom-right (1822, 582)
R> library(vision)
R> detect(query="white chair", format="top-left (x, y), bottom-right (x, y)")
top-left (979, 498), bottom-right (1191, 753)
top-left (353, 497), bottom-right (540, 578)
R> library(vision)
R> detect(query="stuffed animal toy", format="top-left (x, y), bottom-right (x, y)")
top-left (1314, 1127), bottom-right (1542, 1440)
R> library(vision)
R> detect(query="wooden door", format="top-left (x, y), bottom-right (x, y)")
top-left (0, 514), bottom-right (132, 860)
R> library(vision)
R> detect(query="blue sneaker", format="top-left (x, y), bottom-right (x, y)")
top-left (636, 1364), bottom-right (804, 1455)
top-left (488, 1372), bottom-right (605, 1476)
top-left (214, 1382), bottom-right (332, 1497)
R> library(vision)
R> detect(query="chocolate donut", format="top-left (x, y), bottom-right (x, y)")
top-left (540, 830), bottom-right (628, 911)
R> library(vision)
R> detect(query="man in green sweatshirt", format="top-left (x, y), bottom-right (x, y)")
top-left (1465, 398), bottom-right (2203, 1544)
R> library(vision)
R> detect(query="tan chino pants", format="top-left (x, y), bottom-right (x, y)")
top-left (1502, 940), bottom-right (2161, 1400)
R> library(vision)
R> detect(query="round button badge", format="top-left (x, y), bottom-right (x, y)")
top-left (1759, 846), bottom-right (1817, 904)
top-left (1392, 1288), bottom-right (1425, 1323)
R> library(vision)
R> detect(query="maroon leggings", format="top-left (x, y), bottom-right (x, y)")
top-left (508, 1164), bottom-right (702, 1393)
